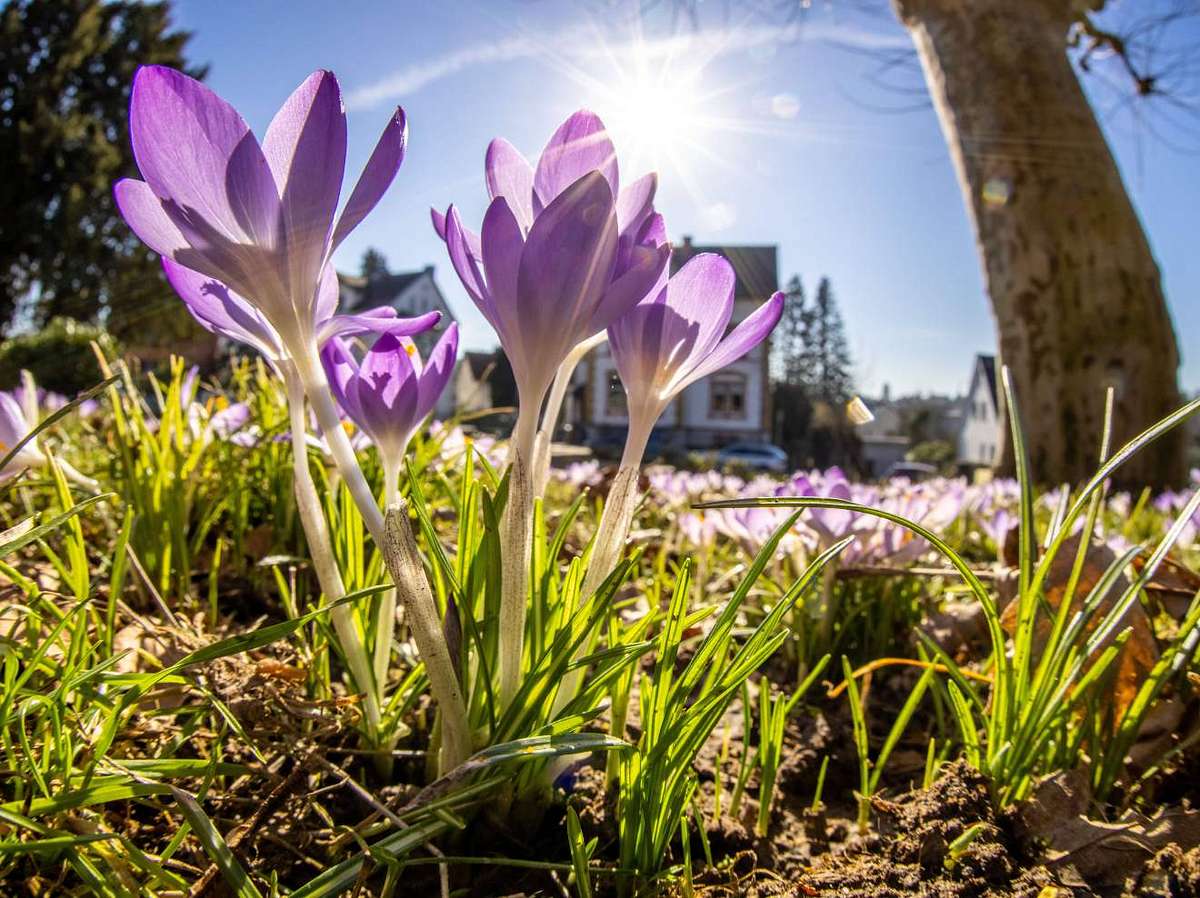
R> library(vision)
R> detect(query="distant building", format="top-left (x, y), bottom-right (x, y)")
top-left (860, 435), bottom-right (911, 478)
top-left (573, 237), bottom-right (776, 449)
top-left (854, 383), bottom-right (969, 477)
top-left (958, 354), bottom-right (1002, 469)
top-left (338, 264), bottom-right (455, 358)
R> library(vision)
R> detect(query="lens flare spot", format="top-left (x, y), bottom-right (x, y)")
top-left (982, 177), bottom-right (1012, 207)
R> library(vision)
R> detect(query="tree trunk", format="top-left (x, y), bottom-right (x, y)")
top-left (892, 0), bottom-right (1184, 488)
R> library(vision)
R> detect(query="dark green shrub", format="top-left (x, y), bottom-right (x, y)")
top-left (0, 317), bottom-right (120, 395)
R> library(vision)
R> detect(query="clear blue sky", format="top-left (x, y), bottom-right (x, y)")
top-left (171, 0), bottom-right (1199, 398)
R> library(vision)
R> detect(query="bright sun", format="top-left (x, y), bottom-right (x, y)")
top-left (597, 63), bottom-right (710, 175)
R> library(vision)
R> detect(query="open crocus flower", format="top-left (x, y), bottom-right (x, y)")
top-left (609, 253), bottom-right (785, 462)
top-left (161, 259), bottom-right (438, 367)
top-left (438, 111), bottom-right (669, 459)
top-left (0, 388), bottom-right (46, 481)
top-left (321, 325), bottom-right (459, 498)
top-left (114, 65), bottom-right (410, 366)
top-left (0, 376), bottom-right (98, 492)
top-left (445, 176), bottom-right (667, 458)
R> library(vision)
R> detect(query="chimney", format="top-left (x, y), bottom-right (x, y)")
top-left (424, 264), bottom-right (434, 275)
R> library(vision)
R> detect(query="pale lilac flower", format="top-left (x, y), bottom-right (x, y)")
top-left (608, 254), bottom-right (783, 455)
top-left (554, 460), bottom-right (604, 488)
top-left (210, 402), bottom-right (252, 440)
top-left (678, 511), bottom-right (717, 550)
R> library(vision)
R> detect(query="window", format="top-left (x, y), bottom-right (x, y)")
top-left (709, 372), bottom-right (747, 419)
top-left (604, 370), bottom-right (627, 417)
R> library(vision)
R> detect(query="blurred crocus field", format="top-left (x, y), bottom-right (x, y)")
top-left (1, 1), bottom-right (1199, 896)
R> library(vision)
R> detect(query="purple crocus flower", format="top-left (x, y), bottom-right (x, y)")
top-left (321, 325), bottom-right (459, 494)
top-left (608, 253), bottom-right (784, 461)
top-left (437, 111), bottom-right (669, 458)
top-left (114, 65), bottom-right (427, 366)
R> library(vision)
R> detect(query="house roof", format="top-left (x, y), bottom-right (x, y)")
top-left (672, 237), bottom-right (778, 299)
top-left (977, 354), bottom-right (997, 407)
top-left (464, 351), bottom-right (495, 379)
top-left (339, 268), bottom-right (430, 310)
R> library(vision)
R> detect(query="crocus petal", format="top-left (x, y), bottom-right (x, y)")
top-left (615, 172), bottom-right (656, 236)
top-left (445, 206), bottom-right (486, 303)
top-left (586, 242), bottom-right (670, 335)
top-left (431, 207), bottom-right (483, 259)
top-left (113, 179), bottom-right (190, 258)
top-left (354, 334), bottom-right (420, 451)
top-left (479, 196), bottom-right (525, 346)
top-left (311, 262), bottom-right (341, 325)
top-left (485, 137), bottom-right (535, 231)
top-left (262, 70), bottom-right (347, 315)
top-left (446, 206), bottom-right (497, 325)
top-left (0, 392), bottom-right (28, 447)
top-left (332, 107), bottom-right (407, 250)
top-left (636, 211), bottom-right (668, 249)
top-left (130, 65), bottom-right (279, 247)
top-left (161, 259), bottom-right (283, 359)
top-left (609, 295), bottom-right (688, 413)
top-left (516, 172), bottom-right (617, 378)
top-left (532, 110), bottom-right (618, 213)
top-left (317, 309), bottom-right (441, 345)
top-left (661, 253), bottom-right (737, 366)
top-left (417, 323), bottom-right (459, 418)
top-left (321, 337), bottom-right (367, 426)
top-left (673, 291), bottom-right (785, 393)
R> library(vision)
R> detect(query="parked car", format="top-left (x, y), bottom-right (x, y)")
top-left (715, 442), bottom-right (789, 473)
top-left (882, 461), bottom-right (938, 481)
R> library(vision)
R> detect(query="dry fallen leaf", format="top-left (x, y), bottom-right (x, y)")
top-left (1017, 771), bottom-right (1200, 892)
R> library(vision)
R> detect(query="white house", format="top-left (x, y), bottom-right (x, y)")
top-left (958, 354), bottom-right (1002, 469)
top-left (573, 238), bottom-right (775, 450)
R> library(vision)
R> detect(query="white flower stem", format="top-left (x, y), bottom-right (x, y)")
top-left (382, 502), bottom-right (472, 772)
top-left (531, 334), bottom-right (606, 498)
top-left (284, 369), bottom-right (382, 733)
top-left (553, 418), bottom-right (651, 714)
top-left (292, 351), bottom-right (385, 546)
top-left (374, 458), bottom-right (403, 697)
top-left (580, 422), bottom-right (652, 599)
top-left (498, 401), bottom-right (538, 710)
top-left (56, 459), bottom-right (100, 495)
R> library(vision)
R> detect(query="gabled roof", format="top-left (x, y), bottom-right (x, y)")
top-left (974, 354), bottom-right (997, 408)
top-left (464, 351), bottom-right (495, 379)
top-left (339, 268), bottom-right (430, 310)
top-left (671, 237), bottom-right (778, 299)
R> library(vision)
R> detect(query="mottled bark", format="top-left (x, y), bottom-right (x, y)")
top-left (893, 0), bottom-right (1184, 487)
